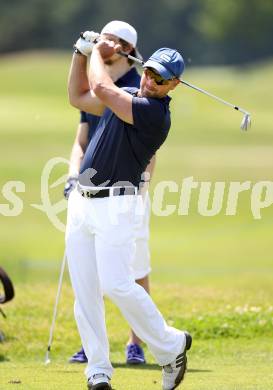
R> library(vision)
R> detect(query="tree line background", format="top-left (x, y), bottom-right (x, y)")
top-left (0, 0), bottom-right (273, 65)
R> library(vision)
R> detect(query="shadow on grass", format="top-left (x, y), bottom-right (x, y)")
top-left (113, 362), bottom-right (160, 370)
top-left (112, 362), bottom-right (212, 373)
top-left (188, 368), bottom-right (212, 373)
top-left (53, 369), bottom-right (82, 374)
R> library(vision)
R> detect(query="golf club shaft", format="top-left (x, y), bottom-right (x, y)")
top-left (45, 251), bottom-right (66, 363)
top-left (180, 80), bottom-right (249, 115)
top-left (119, 51), bottom-right (144, 66)
top-left (119, 51), bottom-right (250, 116)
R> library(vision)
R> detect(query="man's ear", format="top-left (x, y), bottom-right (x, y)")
top-left (123, 43), bottom-right (133, 54)
top-left (170, 78), bottom-right (180, 90)
top-left (115, 43), bottom-right (123, 53)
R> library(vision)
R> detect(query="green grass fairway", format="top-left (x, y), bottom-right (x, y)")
top-left (0, 52), bottom-right (273, 389)
top-left (1, 340), bottom-right (273, 390)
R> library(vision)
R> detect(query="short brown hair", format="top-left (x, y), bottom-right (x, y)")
top-left (119, 38), bottom-right (136, 66)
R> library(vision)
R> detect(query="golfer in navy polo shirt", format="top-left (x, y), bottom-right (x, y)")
top-left (67, 38), bottom-right (192, 390)
top-left (65, 21), bottom-right (154, 367)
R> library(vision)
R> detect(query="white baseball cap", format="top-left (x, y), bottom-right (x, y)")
top-left (100, 20), bottom-right (137, 48)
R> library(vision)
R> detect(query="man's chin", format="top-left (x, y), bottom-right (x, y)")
top-left (143, 89), bottom-right (157, 98)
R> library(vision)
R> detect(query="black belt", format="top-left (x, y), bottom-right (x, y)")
top-left (78, 185), bottom-right (137, 199)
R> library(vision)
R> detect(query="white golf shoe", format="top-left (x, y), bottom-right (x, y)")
top-left (87, 373), bottom-right (112, 390)
top-left (162, 332), bottom-right (192, 390)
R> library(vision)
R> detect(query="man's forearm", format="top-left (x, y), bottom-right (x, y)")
top-left (140, 155), bottom-right (157, 195)
top-left (68, 54), bottom-right (90, 106)
top-left (146, 155), bottom-right (156, 180)
top-left (68, 123), bottom-right (89, 176)
top-left (89, 47), bottom-right (113, 92)
top-left (68, 143), bottom-right (85, 176)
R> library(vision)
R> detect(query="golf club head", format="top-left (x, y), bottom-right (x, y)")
top-left (44, 350), bottom-right (51, 365)
top-left (240, 113), bottom-right (251, 131)
top-left (45, 358), bottom-right (51, 365)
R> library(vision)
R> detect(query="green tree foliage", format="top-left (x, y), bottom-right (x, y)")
top-left (0, 0), bottom-right (272, 64)
top-left (194, 0), bottom-right (273, 63)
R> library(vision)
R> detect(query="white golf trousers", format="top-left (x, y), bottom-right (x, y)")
top-left (65, 189), bottom-right (185, 379)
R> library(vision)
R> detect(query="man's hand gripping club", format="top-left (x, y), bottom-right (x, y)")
top-left (94, 38), bottom-right (122, 58)
top-left (74, 31), bottom-right (100, 56)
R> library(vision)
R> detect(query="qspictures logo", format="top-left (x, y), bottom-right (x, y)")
top-left (0, 157), bottom-right (69, 232)
top-left (0, 157), bottom-right (273, 232)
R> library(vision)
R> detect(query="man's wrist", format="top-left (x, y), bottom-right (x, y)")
top-left (74, 46), bottom-right (84, 55)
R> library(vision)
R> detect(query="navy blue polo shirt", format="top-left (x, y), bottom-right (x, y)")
top-left (79, 87), bottom-right (171, 188)
top-left (80, 67), bottom-right (141, 143)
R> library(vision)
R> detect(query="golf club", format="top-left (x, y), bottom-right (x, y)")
top-left (119, 51), bottom-right (251, 131)
top-left (44, 251), bottom-right (66, 365)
